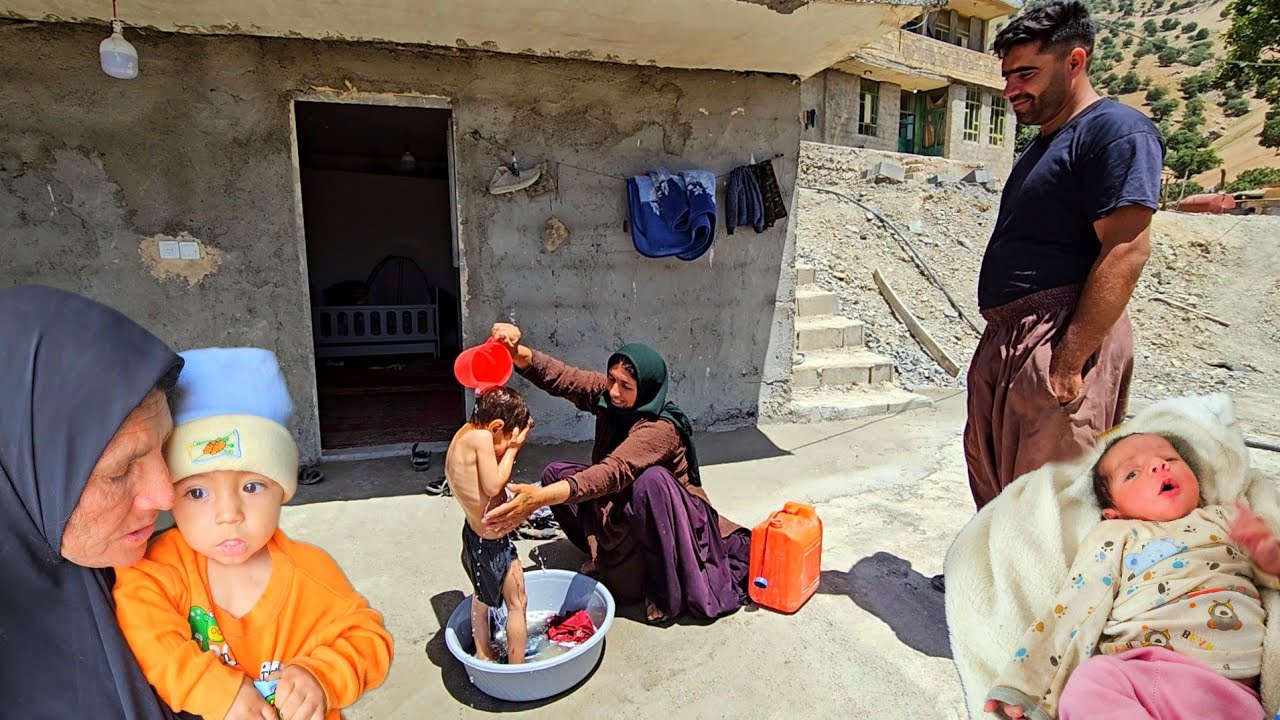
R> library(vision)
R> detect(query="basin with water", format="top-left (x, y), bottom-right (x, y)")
top-left (444, 569), bottom-right (616, 702)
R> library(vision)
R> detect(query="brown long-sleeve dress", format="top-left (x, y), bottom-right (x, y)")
top-left (520, 350), bottom-right (749, 618)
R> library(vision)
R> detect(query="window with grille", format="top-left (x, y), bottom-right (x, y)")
top-left (989, 97), bottom-right (1007, 145)
top-left (859, 80), bottom-right (880, 136)
top-left (963, 88), bottom-right (982, 142)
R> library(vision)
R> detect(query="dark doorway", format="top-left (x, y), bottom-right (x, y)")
top-left (294, 101), bottom-right (464, 452)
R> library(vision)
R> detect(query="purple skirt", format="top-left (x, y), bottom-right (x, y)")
top-left (541, 461), bottom-right (750, 621)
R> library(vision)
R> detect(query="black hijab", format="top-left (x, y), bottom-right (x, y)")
top-left (596, 343), bottom-right (702, 486)
top-left (0, 285), bottom-right (186, 719)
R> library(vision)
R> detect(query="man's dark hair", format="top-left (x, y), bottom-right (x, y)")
top-left (993, 0), bottom-right (1096, 61)
top-left (470, 385), bottom-right (530, 432)
top-left (1092, 433), bottom-right (1205, 511)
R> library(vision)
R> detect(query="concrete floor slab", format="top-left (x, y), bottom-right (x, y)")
top-left (279, 393), bottom-right (976, 719)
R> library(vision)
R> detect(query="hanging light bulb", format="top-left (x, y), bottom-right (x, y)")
top-left (399, 149), bottom-right (416, 173)
top-left (100, 17), bottom-right (139, 79)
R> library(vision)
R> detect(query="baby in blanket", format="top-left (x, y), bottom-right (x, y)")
top-left (985, 433), bottom-right (1280, 720)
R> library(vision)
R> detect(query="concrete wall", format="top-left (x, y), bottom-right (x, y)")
top-left (0, 25), bottom-right (800, 462)
top-left (944, 83), bottom-right (1015, 178)
top-left (800, 73), bottom-right (827, 144)
top-left (807, 71), bottom-right (900, 152)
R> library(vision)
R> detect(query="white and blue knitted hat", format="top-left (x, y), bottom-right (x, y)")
top-left (164, 347), bottom-right (299, 500)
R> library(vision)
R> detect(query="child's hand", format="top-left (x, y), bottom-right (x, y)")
top-left (1230, 500), bottom-right (1280, 575)
top-left (511, 420), bottom-right (534, 450)
top-left (226, 677), bottom-right (277, 720)
top-left (273, 665), bottom-right (327, 720)
top-left (983, 699), bottom-right (1027, 718)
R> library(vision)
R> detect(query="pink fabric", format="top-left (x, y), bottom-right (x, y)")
top-left (1059, 647), bottom-right (1264, 720)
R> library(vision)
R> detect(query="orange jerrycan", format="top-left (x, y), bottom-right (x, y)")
top-left (748, 501), bottom-right (822, 613)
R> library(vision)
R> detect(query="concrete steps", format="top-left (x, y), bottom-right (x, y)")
top-left (792, 348), bottom-right (895, 388)
top-left (788, 385), bottom-right (934, 422)
top-left (785, 264), bottom-right (932, 419)
top-left (795, 314), bottom-right (864, 351)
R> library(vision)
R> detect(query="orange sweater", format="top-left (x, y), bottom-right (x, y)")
top-left (114, 528), bottom-right (393, 720)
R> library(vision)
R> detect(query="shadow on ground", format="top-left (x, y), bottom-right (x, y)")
top-left (820, 551), bottom-right (951, 659)
top-left (295, 425), bottom-right (790, 505)
top-left (424, 589), bottom-right (604, 711)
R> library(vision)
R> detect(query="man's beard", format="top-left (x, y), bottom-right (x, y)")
top-left (1012, 67), bottom-right (1070, 126)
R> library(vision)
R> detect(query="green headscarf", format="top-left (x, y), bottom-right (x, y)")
top-left (596, 343), bottom-right (702, 486)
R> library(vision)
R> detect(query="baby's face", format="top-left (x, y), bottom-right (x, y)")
top-left (171, 470), bottom-right (283, 565)
top-left (1100, 434), bottom-right (1201, 522)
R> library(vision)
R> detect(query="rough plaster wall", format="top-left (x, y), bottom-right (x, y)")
top-left (822, 74), bottom-right (896, 152)
top-left (876, 80), bottom-right (903, 152)
top-left (943, 84), bottom-right (1013, 178)
top-left (0, 25), bottom-right (800, 460)
top-left (822, 72), bottom-right (861, 147)
top-left (800, 73), bottom-right (827, 144)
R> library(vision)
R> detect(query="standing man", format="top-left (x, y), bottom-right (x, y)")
top-left (964, 0), bottom-right (1165, 511)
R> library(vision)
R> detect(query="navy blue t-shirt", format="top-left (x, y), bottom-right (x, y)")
top-left (977, 99), bottom-right (1166, 309)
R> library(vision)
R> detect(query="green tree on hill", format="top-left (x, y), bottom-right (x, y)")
top-left (1181, 21), bottom-right (1199, 33)
top-left (1143, 18), bottom-right (1160, 34)
top-left (1192, 27), bottom-right (1210, 41)
top-left (1183, 45), bottom-right (1213, 66)
top-left (1224, 97), bottom-right (1252, 116)
top-left (1151, 97), bottom-right (1180, 120)
top-left (1158, 46), bottom-right (1183, 65)
top-left (1119, 71), bottom-right (1143, 94)
top-left (1216, 0), bottom-right (1280, 148)
top-left (1180, 72), bottom-right (1214, 98)
top-left (1226, 167), bottom-right (1280, 192)
top-left (1161, 18), bottom-right (1181, 30)
top-left (1145, 85), bottom-right (1170, 102)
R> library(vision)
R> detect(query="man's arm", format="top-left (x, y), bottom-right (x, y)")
top-left (1049, 204), bottom-right (1153, 403)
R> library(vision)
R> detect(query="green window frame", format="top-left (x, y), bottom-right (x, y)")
top-left (963, 88), bottom-right (982, 142)
top-left (859, 80), bottom-right (880, 136)
top-left (989, 96), bottom-right (1007, 145)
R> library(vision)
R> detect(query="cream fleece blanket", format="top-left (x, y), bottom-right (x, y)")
top-left (945, 393), bottom-right (1280, 718)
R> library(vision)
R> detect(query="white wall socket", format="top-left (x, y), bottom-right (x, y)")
top-left (157, 240), bottom-right (181, 259)
top-left (178, 241), bottom-right (201, 260)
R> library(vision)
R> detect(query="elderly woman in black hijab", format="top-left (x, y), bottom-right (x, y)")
top-left (0, 285), bottom-right (193, 719)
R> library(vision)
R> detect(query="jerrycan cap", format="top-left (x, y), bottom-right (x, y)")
top-left (769, 518), bottom-right (783, 528)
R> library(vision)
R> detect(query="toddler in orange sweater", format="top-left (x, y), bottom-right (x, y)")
top-left (114, 348), bottom-right (393, 720)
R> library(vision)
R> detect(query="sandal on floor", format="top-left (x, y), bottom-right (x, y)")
top-left (424, 475), bottom-right (451, 497)
top-left (298, 467), bottom-right (325, 486)
top-left (644, 599), bottom-right (675, 628)
top-left (410, 443), bottom-right (432, 472)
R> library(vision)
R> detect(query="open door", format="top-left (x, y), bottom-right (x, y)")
top-left (293, 101), bottom-right (464, 453)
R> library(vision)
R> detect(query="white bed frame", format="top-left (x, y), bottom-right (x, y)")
top-left (313, 304), bottom-right (440, 358)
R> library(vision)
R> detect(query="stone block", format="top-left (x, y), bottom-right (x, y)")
top-left (865, 160), bottom-right (905, 184)
top-left (963, 168), bottom-right (991, 184)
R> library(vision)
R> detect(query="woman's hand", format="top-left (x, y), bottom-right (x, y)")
top-left (983, 699), bottom-right (1026, 718)
top-left (226, 677), bottom-right (277, 720)
top-left (1230, 500), bottom-right (1280, 575)
top-left (491, 323), bottom-right (533, 370)
top-left (483, 482), bottom-right (546, 536)
top-left (492, 323), bottom-right (522, 355)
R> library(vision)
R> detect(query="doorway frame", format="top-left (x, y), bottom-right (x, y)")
top-left (287, 91), bottom-right (466, 461)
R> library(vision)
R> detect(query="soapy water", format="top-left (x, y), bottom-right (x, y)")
top-left (481, 607), bottom-right (576, 664)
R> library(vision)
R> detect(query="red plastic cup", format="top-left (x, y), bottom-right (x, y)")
top-left (454, 338), bottom-right (513, 391)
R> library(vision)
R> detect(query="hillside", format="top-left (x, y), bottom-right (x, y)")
top-left (1015, 0), bottom-right (1278, 187)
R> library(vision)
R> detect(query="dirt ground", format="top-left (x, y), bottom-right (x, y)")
top-left (795, 141), bottom-right (1280, 440)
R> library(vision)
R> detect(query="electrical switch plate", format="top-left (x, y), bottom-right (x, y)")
top-left (157, 240), bottom-right (181, 259)
top-left (178, 241), bottom-right (201, 260)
